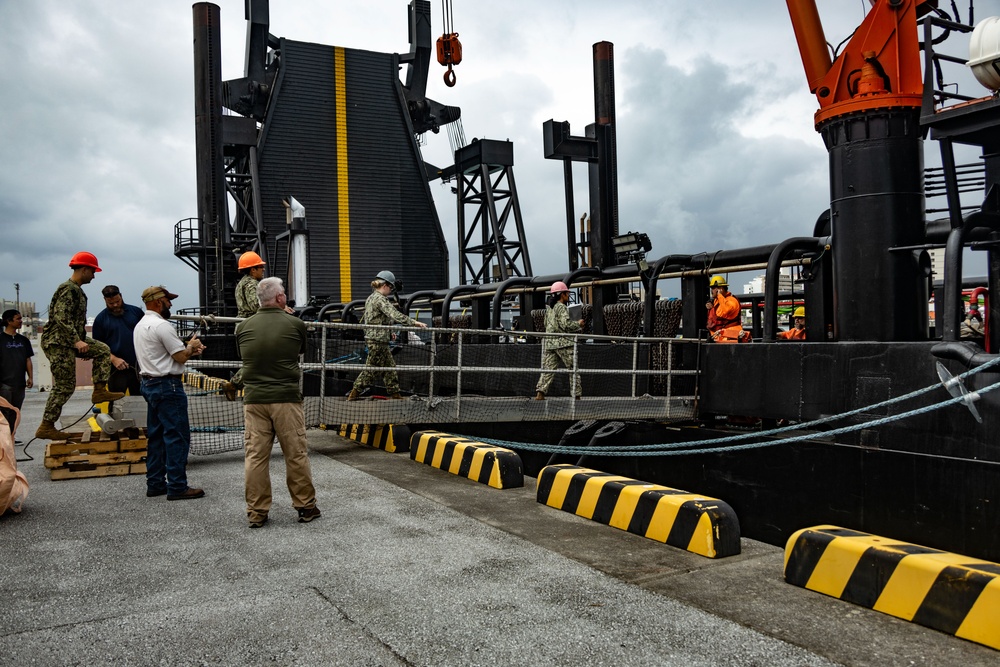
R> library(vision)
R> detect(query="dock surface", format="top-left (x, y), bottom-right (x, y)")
top-left (2, 390), bottom-right (996, 666)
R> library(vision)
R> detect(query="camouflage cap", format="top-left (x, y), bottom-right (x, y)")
top-left (141, 285), bottom-right (179, 303)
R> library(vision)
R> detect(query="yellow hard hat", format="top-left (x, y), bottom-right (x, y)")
top-left (793, 306), bottom-right (805, 318)
top-left (709, 275), bottom-right (728, 288)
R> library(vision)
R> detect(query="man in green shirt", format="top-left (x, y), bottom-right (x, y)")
top-left (236, 277), bottom-right (319, 528)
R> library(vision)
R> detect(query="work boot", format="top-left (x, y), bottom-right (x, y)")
top-left (534, 391), bottom-right (546, 401)
top-left (346, 389), bottom-right (361, 401)
top-left (35, 421), bottom-right (73, 442)
top-left (390, 393), bottom-right (405, 400)
top-left (91, 382), bottom-right (125, 404)
top-left (222, 382), bottom-right (237, 401)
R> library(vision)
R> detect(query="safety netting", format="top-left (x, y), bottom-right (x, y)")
top-left (177, 299), bottom-right (696, 455)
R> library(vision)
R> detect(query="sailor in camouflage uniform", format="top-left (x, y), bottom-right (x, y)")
top-left (223, 251), bottom-right (266, 401)
top-left (35, 252), bottom-right (125, 441)
top-left (534, 281), bottom-right (585, 400)
top-left (235, 253), bottom-right (266, 319)
top-left (347, 271), bottom-right (427, 400)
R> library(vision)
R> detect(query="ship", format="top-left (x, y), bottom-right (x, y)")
top-left (180, 0), bottom-right (1000, 565)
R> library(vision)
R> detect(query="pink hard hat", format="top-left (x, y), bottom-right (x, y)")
top-left (549, 281), bottom-right (569, 294)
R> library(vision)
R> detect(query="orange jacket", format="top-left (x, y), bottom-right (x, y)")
top-left (777, 327), bottom-right (806, 341)
top-left (707, 291), bottom-right (741, 332)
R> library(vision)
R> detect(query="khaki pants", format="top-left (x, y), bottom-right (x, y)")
top-left (243, 402), bottom-right (316, 522)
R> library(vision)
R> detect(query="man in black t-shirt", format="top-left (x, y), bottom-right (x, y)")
top-left (0, 310), bottom-right (34, 437)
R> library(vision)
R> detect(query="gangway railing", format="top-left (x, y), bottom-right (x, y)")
top-left (175, 314), bottom-right (701, 429)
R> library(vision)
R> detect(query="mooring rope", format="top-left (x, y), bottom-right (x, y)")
top-left (472, 357), bottom-right (1000, 457)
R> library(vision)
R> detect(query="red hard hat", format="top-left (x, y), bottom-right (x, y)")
top-left (69, 251), bottom-right (101, 272)
top-left (550, 281), bottom-right (569, 294)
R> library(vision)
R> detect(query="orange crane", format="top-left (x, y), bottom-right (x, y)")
top-left (787, 0), bottom-right (931, 126)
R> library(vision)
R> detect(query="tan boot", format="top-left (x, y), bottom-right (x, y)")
top-left (91, 382), bottom-right (125, 404)
top-left (390, 393), bottom-right (405, 400)
top-left (222, 382), bottom-right (237, 401)
top-left (346, 389), bottom-right (361, 401)
top-left (534, 391), bottom-right (546, 401)
top-left (35, 421), bottom-right (73, 441)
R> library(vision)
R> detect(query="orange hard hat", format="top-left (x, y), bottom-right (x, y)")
top-left (69, 251), bottom-right (101, 272)
top-left (238, 251), bottom-right (266, 270)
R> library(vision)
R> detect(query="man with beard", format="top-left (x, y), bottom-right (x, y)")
top-left (92, 285), bottom-right (145, 395)
top-left (777, 306), bottom-right (807, 341)
top-left (134, 285), bottom-right (207, 500)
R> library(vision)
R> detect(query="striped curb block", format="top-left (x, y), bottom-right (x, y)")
top-left (536, 464), bottom-right (741, 558)
top-left (409, 431), bottom-right (523, 489)
top-left (338, 424), bottom-right (409, 453)
top-left (784, 525), bottom-right (1000, 650)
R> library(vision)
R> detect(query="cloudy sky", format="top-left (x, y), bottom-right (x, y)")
top-left (2, 0), bottom-right (996, 316)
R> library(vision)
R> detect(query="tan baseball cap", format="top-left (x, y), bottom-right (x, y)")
top-left (141, 285), bottom-right (179, 303)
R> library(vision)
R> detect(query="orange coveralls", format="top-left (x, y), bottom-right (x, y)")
top-left (708, 291), bottom-right (748, 343)
top-left (777, 327), bottom-right (806, 340)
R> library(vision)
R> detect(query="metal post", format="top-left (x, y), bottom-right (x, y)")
top-left (666, 340), bottom-right (674, 418)
top-left (563, 160), bottom-right (577, 271)
top-left (455, 329), bottom-right (463, 420)
top-left (319, 325), bottom-right (327, 404)
top-left (429, 331), bottom-right (437, 399)
top-left (631, 339), bottom-right (639, 398)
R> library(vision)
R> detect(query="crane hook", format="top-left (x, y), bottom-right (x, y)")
top-left (436, 30), bottom-right (462, 88)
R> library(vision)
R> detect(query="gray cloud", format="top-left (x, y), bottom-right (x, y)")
top-left (6, 0), bottom-right (984, 315)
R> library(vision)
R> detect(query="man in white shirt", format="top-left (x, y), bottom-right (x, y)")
top-left (133, 285), bottom-right (207, 500)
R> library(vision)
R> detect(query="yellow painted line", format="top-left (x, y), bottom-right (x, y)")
top-left (608, 483), bottom-right (650, 530)
top-left (413, 432), bottom-right (434, 462)
top-left (645, 493), bottom-right (705, 543)
top-left (334, 46), bottom-right (351, 302)
top-left (958, 576), bottom-right (1000, 648)
top-left (876, 551), bottom-right (994, 620)
top-left (430, 437), bottom-right (448, 468)
top-left (542, 467), bottom-right (576, 508)
top-left (687, 512), bottom-right (717, 558)
top-left (806, 535), bottom-right (870, 598)
top-left (487, 457), bottom-right (502, 489)
top-left (446, 443), bottom-right (466, 474)
top-left (467, 447), bottom-right (486, 480)
top-left (576, 475), bottom-right (631, 520)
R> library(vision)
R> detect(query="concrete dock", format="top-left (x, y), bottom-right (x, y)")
top-left (1, 390), bottom-right (996, 666)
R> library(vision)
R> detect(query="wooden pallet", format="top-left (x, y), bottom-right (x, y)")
top-left (45, 429), bottom-right (148, 480)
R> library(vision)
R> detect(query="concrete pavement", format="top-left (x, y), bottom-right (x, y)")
top-left (1, 389), bottom-right (996, 666)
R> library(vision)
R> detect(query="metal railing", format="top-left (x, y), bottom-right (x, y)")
top-left (174, 314), bottom-right (701, 413)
